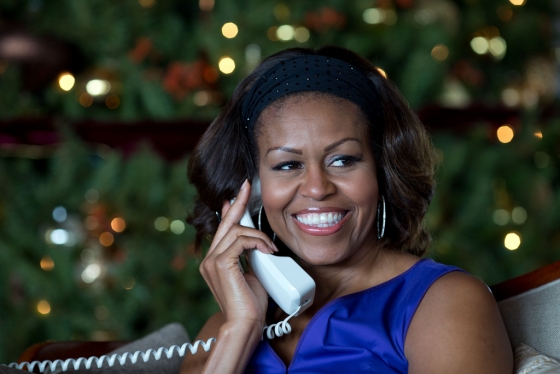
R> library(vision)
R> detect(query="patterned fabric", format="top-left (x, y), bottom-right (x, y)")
top-left (245, 259), bottom-right (463, 374)
top-left (514, 343), bottom-right (560, 374)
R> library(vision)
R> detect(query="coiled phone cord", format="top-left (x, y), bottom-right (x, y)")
top-left (4, 307), bottom-right (301, 372)
top-left (262, 305), bottom-right (301, 340)
top-left (5, 338), bottom-right (216, 373)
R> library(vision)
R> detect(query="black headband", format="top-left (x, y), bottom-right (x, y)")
top-left (241, 55), bottom-right (383, 135)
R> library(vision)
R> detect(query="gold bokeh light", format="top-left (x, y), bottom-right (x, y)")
top-left (37, 300), bottom-right (51, 315)
top-left (40, 256), bottom-right (55, 271)
top-left (222, 22), bottom-right (239, 39)
top-left (111, 217), bottom-right (126, 233)
top-left (497, 125), bottom-right (514, 143)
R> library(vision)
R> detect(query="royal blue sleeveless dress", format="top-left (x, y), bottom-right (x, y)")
top-left (245, 258), bottom-right (463, 373)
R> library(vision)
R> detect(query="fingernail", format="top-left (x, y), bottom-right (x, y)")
top-left (272, 244), bottom-right (279, 252)
top-left (241, 179), bottom-right (248, 190)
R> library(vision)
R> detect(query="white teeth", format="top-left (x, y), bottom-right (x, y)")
top-left (295, 212), bottom-right (345, 228)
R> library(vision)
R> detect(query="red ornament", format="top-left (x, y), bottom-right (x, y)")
top-left (128, 37), bottom-right (153, 63)
top-left (163, 60), bottom-right (205, 101)
top-left (305, 7), bottom-right (347, 32)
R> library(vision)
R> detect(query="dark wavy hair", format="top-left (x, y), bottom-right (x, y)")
top-left (187, 46), bottom-right (436, 256)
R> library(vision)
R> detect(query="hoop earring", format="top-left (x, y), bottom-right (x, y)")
top-left (377, 196), bottom-right (386, 239)
top-left (258, 205), bottom-right (277, 243)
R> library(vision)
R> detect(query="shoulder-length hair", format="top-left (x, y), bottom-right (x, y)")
top-left (187, 46), bottom-right (436, 257)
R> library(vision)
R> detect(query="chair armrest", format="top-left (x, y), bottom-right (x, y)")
top-left (18, 341), bottom-right (129, 364)
top-left (490, 260), bottom-right (560, 302)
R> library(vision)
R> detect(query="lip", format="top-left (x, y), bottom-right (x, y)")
top-left (292, 209), bottom-right (350, 236)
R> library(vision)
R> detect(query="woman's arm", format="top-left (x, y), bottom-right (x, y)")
top-left (180, 312), bottom-right (262, 374)
top-left (180, 180), bottom-right (276, 374)
top-left (405, 272), bottom-right (513, 374)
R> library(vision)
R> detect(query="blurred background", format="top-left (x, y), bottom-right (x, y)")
top-left (0, 0), bottom-right (559, 364)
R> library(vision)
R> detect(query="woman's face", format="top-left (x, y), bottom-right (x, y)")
top-left (257, 94), bottom-right (379, 267)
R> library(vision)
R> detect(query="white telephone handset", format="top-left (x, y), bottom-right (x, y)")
top-left (234, 178), bottom-right (315, 317)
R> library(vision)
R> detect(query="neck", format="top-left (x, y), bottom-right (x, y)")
top-left (300, 242), bottom-right (390, 309)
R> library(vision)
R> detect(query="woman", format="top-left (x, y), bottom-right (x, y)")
top-left (181, 46), bottom-right (512, 373)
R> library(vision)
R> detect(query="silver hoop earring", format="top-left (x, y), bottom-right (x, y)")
top-left (258, 205), bottom-right (277, 243)
top-left (377, 196), bottom-right (386, 239)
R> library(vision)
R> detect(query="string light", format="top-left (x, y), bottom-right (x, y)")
top-left (273, 3), bottom-right (290, 21)
top-left (502, 88), bottom-right (520, 107)
top-left (267, 27), bottom-right (279, 41)
top-left (58, 73), bottom-right (75, 91)
top-left (40, 256), bottom-right (55, 271)
top-left (294, 27), bottom-right (310, 43)
top-left (170, 220), bottom-right (185, 234)
top-left (139, 0), bottom-right (155, 8)
top-left (79, 93), bottom-right (93, 107)
top-left (111, 217), bottom-right (126, 233)
top-left (85, 189), bottom-right (99, 203)
top-left (493, 209), bottom-right (509, 225)
top-left (37, 300), bottom-right (51, 315)
top-left (363, 8), bottom-right (386, 24)
top-left (509, 0), bottom-right (525, 5)
top-left (534, 151), bottom-right (550, 169)
top-left (377, 68), bottom-right (387, 78)
top-left (194, 91), bottom-right (210, 106)
top-left (82, 263), bottom-right (101, 283)
top-left (95, 306), bottom-right (109, 320)
top-left (511, 207), bottom-right (527, 224)
top-left (154, 217), bottom-right (169, 231)
top-left (123, 277), bottom-right (135, 290)
top-left (50, 229), bottom-right (70, 245)
top-left (504, 232), bottom-right (521, 250)
top-left (86, 79), bottom-right (111, 96)
top-left (497, 125), bottom-right (514, 143)
top-left (52, 206), bottom-right (67, 222)
top-left (199, 0), bottom-right (214, 11)
top-left (222, 22), bottom-right (239, 39)
top-left (470, 36), bottom-right (489, 55)
top-left (218, 57), bottom-right (235, 74)
top-left (534, 130), bottom-right (543, 139)
top-left (276, 25), bottom-right (295, 41)
top-left (431, 44), bottom-right (449, 61)
top-left (105, 95), bottom-right (120, 109)
top-left (99, 232), bottom-right (114, 247)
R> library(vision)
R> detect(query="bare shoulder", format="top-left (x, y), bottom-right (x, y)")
top-left (180, 311), bottom-right (225, 374)
top-left (405, 271), bottom-right (513, 374)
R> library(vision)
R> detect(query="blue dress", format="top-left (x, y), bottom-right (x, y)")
top-left (245, 258), bottom-right (463, 373)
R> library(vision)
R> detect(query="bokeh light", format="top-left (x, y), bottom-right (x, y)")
top-left (40, 256), bottom-right (55, 271)
top-left (504, 232), bottom-right (521, 250)
top-left (170, 220), bottom-right (185, 234)
top-left (154, 217), bottom-right (169, 231)
top-left (111, 217), bottom-right (126, 232)
top-left (218, 57), bottom-right (235, 74)
top-left (37, 300), bottom-right (51, 315)
top-left (497, 125), bottom-right (514, 143)
top-left (99, 232), bottom-right (114, 247)
top-left (86, 79), bottom-right (111, 96)
top-left (222, 22), bottom-right (238, 38)
top-left (58, 73), bottom-right (75, 91)
top-left (276, 25), bottom-right (294, 41)
top-left (431, 44), bottom-right (449, 61)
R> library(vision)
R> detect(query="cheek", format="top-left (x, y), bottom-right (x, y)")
top-left (260, 180), bottom-right (291, 221)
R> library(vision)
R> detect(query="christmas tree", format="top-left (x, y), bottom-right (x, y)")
top-left (0, 0), bottom-right (558, 364)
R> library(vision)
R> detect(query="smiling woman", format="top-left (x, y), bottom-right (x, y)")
top-left (182, 46), bottom-right (513, 374)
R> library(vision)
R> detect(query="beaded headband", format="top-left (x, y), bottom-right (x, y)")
top-left (241, 55), bottom-right (383, 135)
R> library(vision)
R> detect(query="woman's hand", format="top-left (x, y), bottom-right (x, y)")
top-left (200, 179), bottom-right (277, 332)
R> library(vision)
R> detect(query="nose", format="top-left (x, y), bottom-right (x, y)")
top-left (298, 165), bottom-right (336, 201)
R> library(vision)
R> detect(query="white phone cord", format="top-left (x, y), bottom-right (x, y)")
top-left (4, 338), bottom-right (215, 373)
top-left (262, 305), bottom-right (301, 340)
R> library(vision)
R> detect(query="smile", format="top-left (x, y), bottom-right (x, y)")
top-left (292, 210), bottom-right (350, 236)
top-left (295, 212), bottom-right (346, 228)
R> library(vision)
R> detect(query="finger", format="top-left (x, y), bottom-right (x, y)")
top-left (209, 180), bottom-right (251, 253)
top-left (221, 179), bottom-right (251, 226)
top-left (211, 228), bottom-right (277, 258)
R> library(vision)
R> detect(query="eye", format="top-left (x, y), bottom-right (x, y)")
top-left (329, 154), bottom-right (363, 167)
top-left (272, 161), bottom-right (303, 171)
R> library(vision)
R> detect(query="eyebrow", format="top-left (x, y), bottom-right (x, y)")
top-left (266, 137), bottom-right (362, 156)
